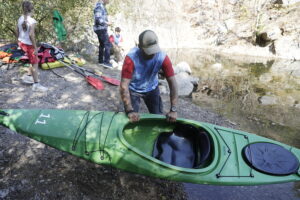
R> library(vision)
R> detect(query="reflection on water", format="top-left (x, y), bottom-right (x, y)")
top-left (166, 49), bottom-right (300, 200)
top-left (167, 48), bottom-right (300, 148)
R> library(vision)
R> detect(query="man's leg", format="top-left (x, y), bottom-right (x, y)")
top-left (96, 30), bottom-right (104, 63)
top-left (103, 30), bottom-right (111, 64)
top-left (143, 87), bottom-right (163, 114)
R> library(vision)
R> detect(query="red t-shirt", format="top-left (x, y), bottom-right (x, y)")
top-left (121, 55), bottom-right (175, 79)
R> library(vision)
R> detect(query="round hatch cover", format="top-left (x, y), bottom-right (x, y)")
top-left (243, 142), bottom-right (299, 176)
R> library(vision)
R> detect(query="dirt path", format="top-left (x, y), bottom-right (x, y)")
top-left (0, 60), bottom-right (233, 200)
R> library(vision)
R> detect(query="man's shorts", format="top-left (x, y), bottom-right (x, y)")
top-left (18, 42), bottom-right (38, 64)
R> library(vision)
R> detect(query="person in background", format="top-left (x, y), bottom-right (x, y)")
top-left (93, 0), bottom-right (112, 68)
top-left (17, 1), bottom-right (47, 92)
top-left (120, 30), bottom-right (178, 123)
top-left (109, 27), bottom-right (124, 63)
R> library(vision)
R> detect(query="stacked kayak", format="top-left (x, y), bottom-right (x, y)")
top-left (0, 109), bottom-right (299, 185)
top-left (41, 56), bottom-right (85, 70)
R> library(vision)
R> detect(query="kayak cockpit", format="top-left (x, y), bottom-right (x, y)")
top-left (152, 123), bottom-right (212, 168)
top-left (121, 119), bottom-right (214, 170)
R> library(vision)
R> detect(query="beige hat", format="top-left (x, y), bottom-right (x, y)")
top-left (138, 30), bottom-right (161, 55)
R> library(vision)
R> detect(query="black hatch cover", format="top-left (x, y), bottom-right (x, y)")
top-left (243, 142), bottom-right (299, 176)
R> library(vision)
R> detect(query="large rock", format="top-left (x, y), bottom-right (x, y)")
top-left (270, 0), bottom-right (283, 4)
top-left (80, 42), bottom-right (98, 62)
top-left (266, 60), bottom-right (300, 86)
top-left (282, 0), bottom-right (300, 5)
top-left (274, 36), bottom-right (300, 60)
top-left (211, 63), bottom-right (223, 71)
top-left (159, 80), bottom-right (169, 95)
top-left (159, 71), bottom-right (199, 97)
top-left (174, 62), bottom-right (192, 74)
top-left (258, 95), bottom-right (278, 105)
top-left (175, 72), bottom-right (199, 97)
top-left (225, 19), bottom-right (236, 31)
top-left (289, 61), bottom-right (300, 77)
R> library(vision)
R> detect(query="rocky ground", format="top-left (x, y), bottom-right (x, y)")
top-left (0, 59), bottom-right (234, 200)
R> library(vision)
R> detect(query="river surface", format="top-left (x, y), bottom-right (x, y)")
top-left (167, 49), bottom-right (300, 200)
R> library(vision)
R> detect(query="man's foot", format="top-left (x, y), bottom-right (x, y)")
top-left (21, 74), bottom-right (34, 84)
top-left (102, 62), bottom-right (113, 68)
top-left (32, 83), bottom-right (48, 92)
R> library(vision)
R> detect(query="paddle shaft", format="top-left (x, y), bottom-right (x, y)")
top-left (58, 60), bottom-right (86, 77)
top-left (58, 60), bottom-right (104, 90)
top-left (68, 63), bottom-right (120, 86)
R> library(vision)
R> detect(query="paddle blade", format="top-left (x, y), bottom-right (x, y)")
top-left (86, 76), bottom-right (104, 90)
top-left (100, 75), bottom-right (120, 86)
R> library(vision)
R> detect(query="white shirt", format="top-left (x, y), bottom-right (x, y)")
top-left (18, 15), bottom-right (37, 45)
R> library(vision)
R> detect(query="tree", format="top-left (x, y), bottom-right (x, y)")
top-left (0, 0), bottom-right (90, 43)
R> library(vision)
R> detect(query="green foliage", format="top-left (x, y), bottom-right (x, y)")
top-left (0, 0), bottom-right (90, 43)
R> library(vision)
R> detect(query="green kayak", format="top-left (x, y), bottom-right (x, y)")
top-left (0, 109), bottom-right (299, 185)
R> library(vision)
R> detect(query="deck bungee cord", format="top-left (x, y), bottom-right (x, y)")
top-left (214, 127), bottom-right (254, 178)
top-left (71, 111), bottom-right (119, 161)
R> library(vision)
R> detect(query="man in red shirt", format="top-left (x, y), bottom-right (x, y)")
top-left (120, 30), bottom-right (178, 122)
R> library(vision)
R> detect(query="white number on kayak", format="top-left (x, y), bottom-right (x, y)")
top-left (35, 113), bottom-right (51, 125)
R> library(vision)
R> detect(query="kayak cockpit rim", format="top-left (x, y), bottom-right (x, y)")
top-left (117, 114), bottom-right (220, 173)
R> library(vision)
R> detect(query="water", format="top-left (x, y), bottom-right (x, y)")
top-left (167, 49), bottom-right (300, 200)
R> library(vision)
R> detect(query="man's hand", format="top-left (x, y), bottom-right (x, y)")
top-left (166, 111), bottom-right (177, 122)
top-left (128, 112), bottom-right (140, 122)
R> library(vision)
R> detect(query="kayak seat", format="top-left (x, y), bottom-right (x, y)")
top-left (243, 142), bottom-right (300, 176)
top-left (152, 123), bottom-right (212, 169)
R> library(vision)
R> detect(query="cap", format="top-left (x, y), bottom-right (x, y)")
top-left (138, 30), bottom-right (161, 55)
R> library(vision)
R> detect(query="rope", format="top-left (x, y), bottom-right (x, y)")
top-left (70, 110), bottom-right (123, 180)
top-left (72, 111), bottom-right (90, 151)
top-left (214, 127), bottom-right (254, 178)
top-left (72, 111), bottom-right (104, 151)
top-left (100, 112), bottom-right (119, 159)
top-left (71, 111), bottom-right (120, 176)
top-left (71, 111), bottom-right (119, 160)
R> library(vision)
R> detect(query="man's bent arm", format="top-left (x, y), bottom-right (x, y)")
top-left (120, 78), bottom-right (133, 112)
top-left (166, 76), bottom-right (178, 108)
